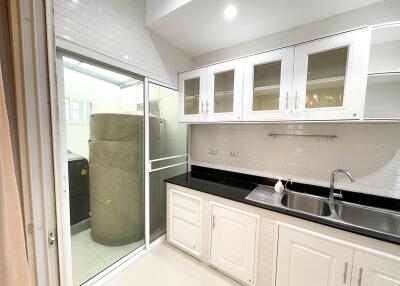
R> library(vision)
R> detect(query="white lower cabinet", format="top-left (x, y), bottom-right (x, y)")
top-left (209, 203), bottom-right (259, 285)
top-left (276, 225), bottom-right (354, 286)
top-left (351, 251), bottom-right (400, 286)
top-left (168, 189), bottom-right (202, 258)
top-left (276, 224), bottom-right (400, 286)
top-left (166, 185), bottom-right (399, 286)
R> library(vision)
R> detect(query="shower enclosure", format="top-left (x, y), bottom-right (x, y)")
top-left (55, 54), bottom-right (187, 285)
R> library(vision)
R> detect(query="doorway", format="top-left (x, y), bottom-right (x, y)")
top-left (57, 54), bottom-right (145, 285)
top-left (55, 54), bottom-right (188, 285)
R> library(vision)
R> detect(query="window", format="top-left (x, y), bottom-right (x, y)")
top-left (65, 97), bottom-right (94, 124)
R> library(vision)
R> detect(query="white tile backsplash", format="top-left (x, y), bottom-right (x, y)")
top-left (191, 124), bottom-right (400, 199)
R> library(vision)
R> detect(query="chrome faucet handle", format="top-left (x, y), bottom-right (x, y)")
top-left (333, 190), bottom-right (343, 199)
top-left (284, 178), bottom-right (293, 191)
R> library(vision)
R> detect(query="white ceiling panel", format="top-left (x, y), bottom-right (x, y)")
top-left (147, 0), bottom-right (383, 56)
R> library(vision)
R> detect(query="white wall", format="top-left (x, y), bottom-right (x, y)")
top-left (191, 124), bottom-right (400, 199)
top-left (55, 0), bottom-right (193, 85)
top-left (194, 0), bottom-right (400, 67)
top-left (63, 68), bottom-right (143, 158)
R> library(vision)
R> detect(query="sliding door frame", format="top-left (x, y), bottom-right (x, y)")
top-left (144, 78), bottom-right (190, 248)
top-left (52, 50), bottom-right (187, 286)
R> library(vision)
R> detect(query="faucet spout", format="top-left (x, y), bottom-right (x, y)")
top-left (329, 169), bottom-right (355, 203)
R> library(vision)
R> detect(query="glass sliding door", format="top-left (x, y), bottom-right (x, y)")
top-left (147, 82), bottom-right (188, 242)
top-left (58, 55), bottom-right (145, 285)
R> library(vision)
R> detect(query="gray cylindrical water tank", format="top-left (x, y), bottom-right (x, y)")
top-left (89, 113), bottom-right (145, 246)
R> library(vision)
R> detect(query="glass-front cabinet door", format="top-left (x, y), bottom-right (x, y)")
top-left (206, 59), bottom-right (244, 121)
top-left (243, 47), bottom-right (294, 121)
top-left (293, 28), bottom-right (371, 120)
top-left (179, 68), bottom-right (206, 122)
top-left (364, 23), bottom-right (400, 120)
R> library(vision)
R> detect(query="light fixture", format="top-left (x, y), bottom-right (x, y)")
top-left (224, 5), bottom-right (237, 20)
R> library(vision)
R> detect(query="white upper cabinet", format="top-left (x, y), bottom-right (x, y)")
top-left (364, 23), bottom-right (400, 120)
top-left (292, 28), bottom-right (371, 120)
top-left (179, 68), bottom-right (207, 122)
top-left (206, 59), bottom-right (244, 121)
top-left (178, 27), bottom-right (373, 123)
top-left (243, 47), bottom-right (295, 121)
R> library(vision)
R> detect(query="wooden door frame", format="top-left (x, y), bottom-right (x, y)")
top-left (8, 0), bottom-right (60, 285)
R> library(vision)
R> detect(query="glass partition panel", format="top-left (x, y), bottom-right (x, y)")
top-left (61, 55), bottom-right (145, 285)
top-left (253, 61), bottom-right (281, 111)
top-left (305, 47), bottom-right (348, 109)
top-left (148, 82), bottom-right (188, 242)
top-left (214, 70), bottom-right (234, 113)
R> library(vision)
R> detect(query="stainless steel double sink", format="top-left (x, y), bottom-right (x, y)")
top-left (280, 191), bottom-right (400, 236)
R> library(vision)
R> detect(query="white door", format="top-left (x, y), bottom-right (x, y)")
top-left (210, 203), bottom-right (259, 285)
top-left (206, 59), bottom-right (244, 122)
top-left (293, 28), bottom-right (371, 120)
top-left (351, 251), bottom-right (400, 286)
top-left (243, 47), bottom-right (294, 121)
top-left (276, 225), bottom-right (354, 286)
top-left (179, 68), bottom-right (207, 122)
top-left (168, 189), bottom-right (202, 258)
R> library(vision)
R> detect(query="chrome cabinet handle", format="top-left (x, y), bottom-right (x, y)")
top-left (358, 268), bottom-right (363, 286)
top-left (212, 215), bottom-right (216, 230)
top-left (343, 262), bottom-right (348, 283)
top-left (294, 91), bottom-right (298, 110)
top-left (285, 92), bottom-right (289, 110)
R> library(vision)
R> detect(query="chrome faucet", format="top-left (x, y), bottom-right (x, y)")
top-left (329, 169), bottom-right (355, 203)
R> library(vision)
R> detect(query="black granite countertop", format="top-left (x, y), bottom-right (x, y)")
top-left (165, 166), bottom-right (400, 245)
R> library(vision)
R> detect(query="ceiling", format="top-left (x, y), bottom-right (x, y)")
top-left (146, 0), bottom-right (383, 57)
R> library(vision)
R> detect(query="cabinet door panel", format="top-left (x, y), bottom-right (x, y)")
top-left (168, 189), bottom-right (202, 257)
top-left (352, 251), bottom-right (400, 286)
top-left (179, 68), bottom-right (207, 122)
top-left (206, 59), bottom-right (244, 121)
top-left (210, 203), bottom-right (258, 285)
top-left (243, 47), bottom-right (294, 121)
top-left (276, 226), bottom-right (354, 286)
top-left (293, 28), bottom-right (370, 120)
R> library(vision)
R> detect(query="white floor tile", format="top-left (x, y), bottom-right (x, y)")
top-left (71, 229), bottom-right (143, 285)
top-left (103, 241), bottom-right (241, 286)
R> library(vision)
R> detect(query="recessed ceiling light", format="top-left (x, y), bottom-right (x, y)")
top-left (224, 5), bottom-right (237, 20)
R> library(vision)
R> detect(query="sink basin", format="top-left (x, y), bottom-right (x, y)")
top-left (334, 203), bottom-right (400, 235)
top-left (281, 192), bottom-right (331, 216)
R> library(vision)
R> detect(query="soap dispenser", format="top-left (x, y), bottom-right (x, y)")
top-left (274, 178), bottom-right (285, 193)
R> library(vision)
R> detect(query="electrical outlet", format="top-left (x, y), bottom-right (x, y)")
top-left (209, 148), bottom-right (218, 155)
top-left (229, 151), bottom-right (239, 157)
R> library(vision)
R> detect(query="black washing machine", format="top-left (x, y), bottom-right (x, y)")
top-left (68, 151), bottom-right (90, 226)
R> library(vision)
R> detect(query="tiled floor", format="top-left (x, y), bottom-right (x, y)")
top-left (103, 241), bottom-right (241, 286)
top-left (71, 229), bottom-right (144, 285)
